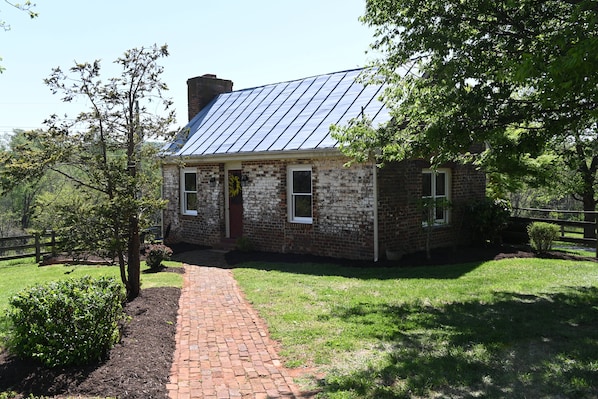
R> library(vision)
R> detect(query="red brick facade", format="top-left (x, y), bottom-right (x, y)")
top-left (377, 160), bottom-right (486, 255)
top-left (162, 156), bottom-right (486, 261)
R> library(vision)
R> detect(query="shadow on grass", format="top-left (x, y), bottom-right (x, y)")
top-left (172, 246), bottom-right (490, 279)
top-left (319, 287), bottom-right (598, 398)
top-left (230, 258), bottom-right (486, 280)
top-left (173, 245), bottom-right (586, 280)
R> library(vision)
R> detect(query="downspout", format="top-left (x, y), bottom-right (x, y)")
top-left (373, 162), bottom-right (379, 262)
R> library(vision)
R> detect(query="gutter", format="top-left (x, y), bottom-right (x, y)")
top-left (373, 162), bottom-right (379, 262)
top-left (161, 148), bottom-right (343, 164)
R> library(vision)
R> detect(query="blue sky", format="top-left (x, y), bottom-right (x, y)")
top-left (0, 0), bottom-right (376, 135)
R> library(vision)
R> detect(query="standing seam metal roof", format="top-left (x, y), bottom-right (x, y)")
top-left (167, 68), bottom-right (391, 157)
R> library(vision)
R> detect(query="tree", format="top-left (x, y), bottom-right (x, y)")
top-left (1, 0), bottom-right (38, 73)
top-left (0, 44), bottom-right (175, 300)
top-left (333, 0), bottom-right (598, 235)
top-left (0, 130), bottom-right (54, 232)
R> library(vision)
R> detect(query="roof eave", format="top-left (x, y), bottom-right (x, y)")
top-left (162, 147), bottom-right (343, 164)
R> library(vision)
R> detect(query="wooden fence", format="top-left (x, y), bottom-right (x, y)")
top-left (508, 207), bottom-right (598, 257)
top-left (0, 232), bottom-right (57, 262)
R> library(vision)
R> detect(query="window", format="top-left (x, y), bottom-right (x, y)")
top-left (181, 168), bottom-right (197, 216)
top-left (422, 169), bottom-right (450, 225)
top-left (288, 166), bottom-right (312, 223)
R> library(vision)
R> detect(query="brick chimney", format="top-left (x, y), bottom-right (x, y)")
top-left (187, 74), bottom-right (233, 121)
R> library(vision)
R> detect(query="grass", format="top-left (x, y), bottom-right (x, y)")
top-left (553, 240), bottom-right (596, 257)
top-left (0, 257), bottom-right (183, 350)
top-left (233, 257), bottom-right (598, 398)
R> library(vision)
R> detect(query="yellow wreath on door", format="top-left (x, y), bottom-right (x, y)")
top-left (229, 175), bottom-right (241, 198)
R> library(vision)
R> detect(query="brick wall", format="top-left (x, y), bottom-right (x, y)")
top-left (377, 160), bottom-right (486, 256)
top-left (162, 164), bottom-right (180, 242)
top-left (311, 159), bottom-right (375, 260)
top-left (241, 158), bottom-right (376, 260)
top-left (162, 163), bottom-right (224, 245)
top-left (162, 157), bottom-right (485, 261)
top-left (242, 161), bottom-right (286, 251)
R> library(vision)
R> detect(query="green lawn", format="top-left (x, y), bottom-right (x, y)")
top-left (0, 257), bottom-right (183, 349)
top-left (234, 257), bottom-right (598, 398)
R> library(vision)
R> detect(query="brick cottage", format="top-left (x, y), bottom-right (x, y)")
top-left (161, 69), bottom-right (486, 261)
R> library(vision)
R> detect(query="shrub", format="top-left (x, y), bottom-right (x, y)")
top-left (145, 243), bottom-right (173, 270)
top-left (527, 222), bottom-right (560, 253)
top-left (236, 236), bottom-right (254, 252)
top-left (7, 276), bottom-right (125, 367)
top-left (468, 197), bottom-right (511, 245)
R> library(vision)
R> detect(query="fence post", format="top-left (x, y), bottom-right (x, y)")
top-left (35, 233), bottom-right (41, 263)
top-left (51, 231), bottom-right (56, 257)
top-left (595, 217), bottom-right (598, 259)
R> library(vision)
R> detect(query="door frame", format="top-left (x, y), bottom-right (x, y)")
top-left (224, 162), bottom-right (243, 238)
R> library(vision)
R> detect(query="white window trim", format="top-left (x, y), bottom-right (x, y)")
top-left (181, 167), bottom-right (198, 216)
top-left (287, 165), bottom-right (313, 224)
top-left (422, 168), bottom-right (451, 226)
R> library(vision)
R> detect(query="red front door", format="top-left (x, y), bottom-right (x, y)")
top-left (228, 170), bottom-right (243, 238)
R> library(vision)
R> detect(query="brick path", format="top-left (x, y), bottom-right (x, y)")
top-left (167, 260), bottom-right (307, 399)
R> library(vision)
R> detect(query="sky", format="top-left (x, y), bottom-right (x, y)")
top-left (0, 0), bottom-right (378, 136)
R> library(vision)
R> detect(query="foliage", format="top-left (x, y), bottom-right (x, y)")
top-left (144, 243), bottom-right (173, 270)
top-left (7, 276), bottom-right (125, 367)
top-left (236, 236), bottom-right (254, 252)
top-left (0, 259), bottom-right (102, 349)
top-left (33, 188), bottom-right (109, 258)
top-left (350, 0), bottom-right (597, 163)
top-left (468, 197), bottom-right (511, 245)
top-left (0, 130), bottom-right (60, 234)
top-left (0, 258), bottom-right (183, 353)
top-left (333, 0), bottom-right (598, 227)
top-left (234, 258), bottom-right (598, 398)
top-left (527, 221), bottom-right (560, 253)
top-left (0, 44), bottom-right (175, 300)
top-left (0, 208), bottom-right (19, 238)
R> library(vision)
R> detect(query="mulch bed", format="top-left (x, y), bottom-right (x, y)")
top-left (1, 244), bottom-right (595, 398)
top-left (0, 286), bottom-right (181, 399)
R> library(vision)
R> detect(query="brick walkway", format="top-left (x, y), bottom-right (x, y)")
top-left (167, 259), bottom-right (307, 399)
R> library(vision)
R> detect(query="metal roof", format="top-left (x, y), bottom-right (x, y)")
top-left (166, 68), bottom-right (390, 157)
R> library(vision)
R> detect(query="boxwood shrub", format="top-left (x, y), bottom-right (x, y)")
top-left (144, 243), bottom-right (173, 270)
top-left (7, 275), bottom-right (125, 367)
top-left (527, 221), bottom-right (560, 253)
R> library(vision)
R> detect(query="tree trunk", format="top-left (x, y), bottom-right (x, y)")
top-left (579, 154), bottom-right (598, 239)
top-left (20, 191), bottom-right (35, 229)
top-left (114, 222), bottom-right (131, 296)
top-left (127, 216), bottom-right (141, 301)
top-left (582, 193), bottom-right (596, 239)
top-left (125, 100), bottom-right (141, 301)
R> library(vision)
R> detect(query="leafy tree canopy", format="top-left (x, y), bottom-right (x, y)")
top-left (0, 44), bottom-right (175, 300)
top-left (334, 0), bottom-right (598, 180)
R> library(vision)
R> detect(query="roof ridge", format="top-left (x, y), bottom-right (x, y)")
top-left (235, 67), bottom-right (369, 93)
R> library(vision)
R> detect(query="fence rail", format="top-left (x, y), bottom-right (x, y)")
top-left (508, 207), bottom-right (598, 257)
top-left (0, 226), bottom-right (161, 264)
top-left (0, 232), bottom-right (57, 262)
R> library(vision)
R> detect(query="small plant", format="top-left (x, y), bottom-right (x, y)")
top-left (236, 236), bottom-right (254, 252)
top-left (468, 197), bottom-right (511, 245)
top-left (417, 197), bottom-right (452, 260)
top-left (527, 222), bottom-right (560, 253)
top-left (145, 243), bottom-right (173, 270)
top-left (7, 276), bottom-right (125, 367)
